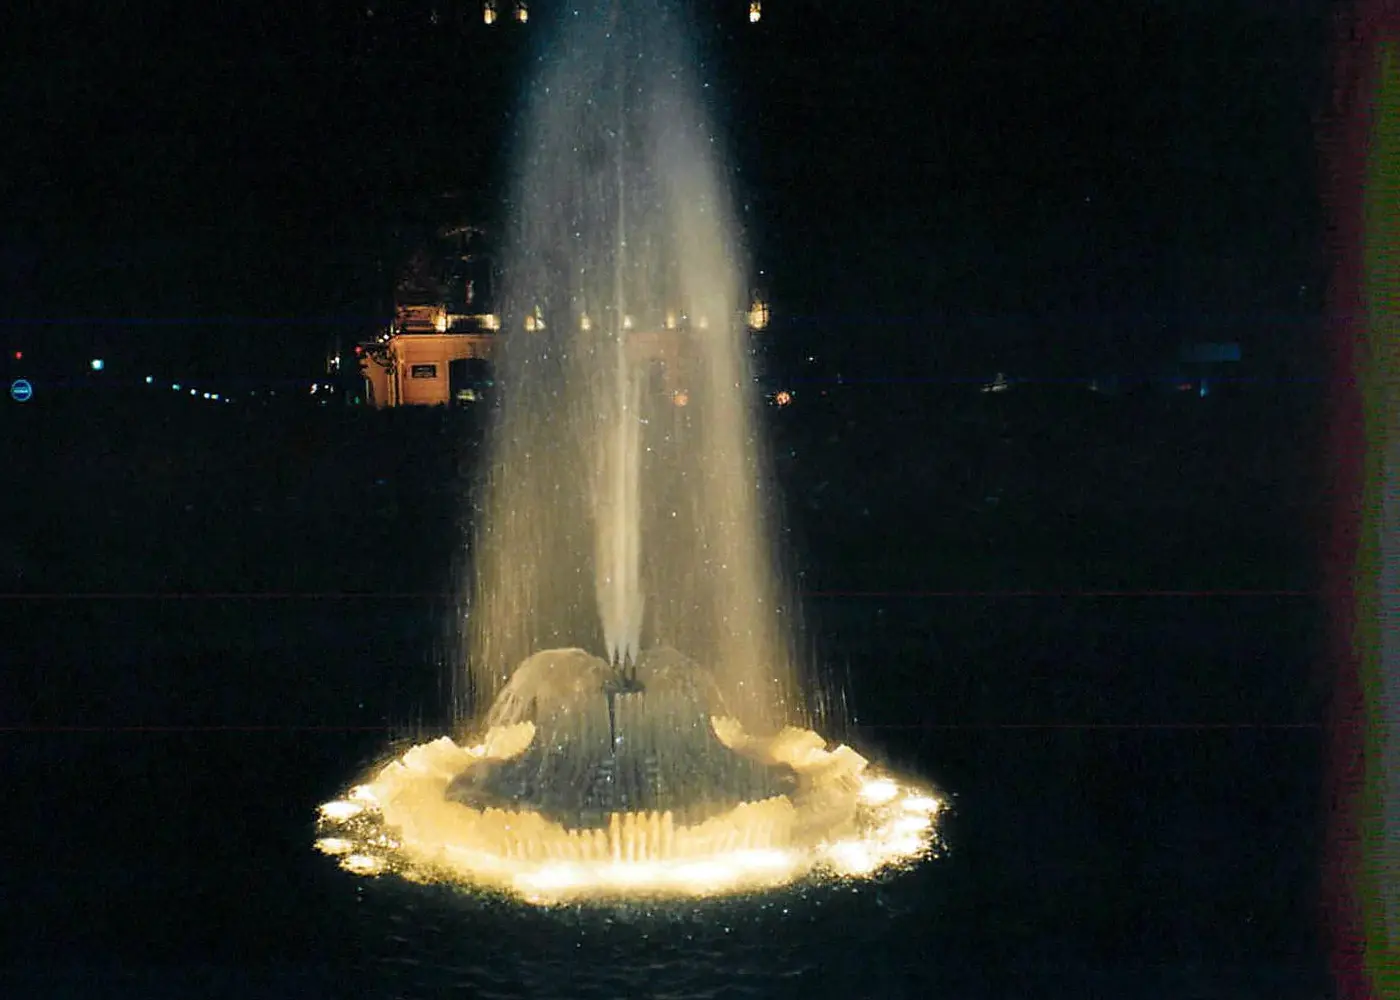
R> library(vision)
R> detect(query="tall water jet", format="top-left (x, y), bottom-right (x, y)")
top-left (316, 0), bottom-right (944, 901)
top-left (467, 0), bottom-right (796, 729)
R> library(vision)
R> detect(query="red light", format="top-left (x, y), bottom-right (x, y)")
top-left (354, 345), bottom-right (363, 355)
top-left (12, 351), bottom-right (20, 361)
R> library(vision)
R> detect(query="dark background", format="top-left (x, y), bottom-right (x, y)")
top-left (4, 0), bottom-right (1329, 382)
top-left (2, 2), bottom-right (1335, 997)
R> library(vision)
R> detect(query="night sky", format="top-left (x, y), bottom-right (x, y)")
top-left (2, 0), bottom-right (1330, 382)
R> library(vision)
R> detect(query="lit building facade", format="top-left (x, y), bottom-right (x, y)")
top-left (359, 331), bottom-right (495, 407)
top-left (358, 295), bottom-right (772, 410)
top-left (357, 212), bottom-right (771, 410)
top-left (357, 221), bottom-right (503, 407)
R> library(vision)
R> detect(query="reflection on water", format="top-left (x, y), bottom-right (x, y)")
top-left (351, 865), bottom-right (944, 1000)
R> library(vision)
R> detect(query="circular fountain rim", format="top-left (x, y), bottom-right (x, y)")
top-left (315, 722), bottom-right (946, 904)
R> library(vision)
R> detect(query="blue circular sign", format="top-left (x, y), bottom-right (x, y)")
top-left (10, 378), bottom-right (33, 403)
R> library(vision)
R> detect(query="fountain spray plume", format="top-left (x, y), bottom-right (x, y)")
top-left (467, 0), bottom-right (798, 731)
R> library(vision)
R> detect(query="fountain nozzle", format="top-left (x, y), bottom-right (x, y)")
top-left (603, 650), bottom-right (644, 751)
top-left (606, 649), bottom-right (644, 696)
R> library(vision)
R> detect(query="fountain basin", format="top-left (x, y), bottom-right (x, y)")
top-left (315, 650), bottom-right (944, 902)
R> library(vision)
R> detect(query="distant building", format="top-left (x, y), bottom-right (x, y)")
top-left (1175, 341), bottom-right (1243, 396)
top-left (358, 333), bottom-right (494, 408)
top-left (358, 221), bottom-right (773, 409)
top-left (357, 315), bottom-right (713, 409)
top-left (357, 223), bottom-right (502, 408)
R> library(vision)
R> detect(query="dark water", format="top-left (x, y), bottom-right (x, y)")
top-left (2, 387), bottom-right (1330, 998)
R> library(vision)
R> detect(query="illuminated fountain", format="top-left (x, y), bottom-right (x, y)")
top-left (317, 0), bottom-right (943, 902)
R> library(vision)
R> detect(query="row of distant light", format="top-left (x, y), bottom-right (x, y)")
top-left (147, 377), bottom-right (233, 402)
top-left (144, 376), bottom-right (340, 401)
top-left (371, 304), bottom-right (768, 341)
top-left (19, 355), bottom-right (342, 397)
top-left (468, 2), bottom-right (763, 28)
top-left (22, 351), bottom-right (786, 405)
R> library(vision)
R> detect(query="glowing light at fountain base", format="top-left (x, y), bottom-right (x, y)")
top-left (316, 723), bottom-right (945, 904)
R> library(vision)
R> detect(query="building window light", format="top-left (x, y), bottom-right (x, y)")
top-left (747, 296), bottom-right (770, 331)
